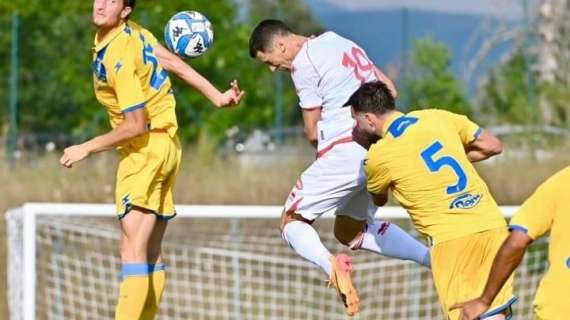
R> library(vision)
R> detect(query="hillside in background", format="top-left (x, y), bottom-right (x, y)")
top-left (303, 3), bottom-right (521, 94)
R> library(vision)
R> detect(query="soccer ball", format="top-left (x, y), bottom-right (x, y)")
top-left (164, 11), bottom-right (214, 58)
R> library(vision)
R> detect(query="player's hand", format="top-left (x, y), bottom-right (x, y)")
top-left (217, 80), bottom-right (245, 108)
top-left (450, 298), bottom-right (490, 320)
top-left (60, 144), bottom-right (90, 168)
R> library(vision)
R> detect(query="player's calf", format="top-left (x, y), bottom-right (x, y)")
top-left (281, 211), bottom-right (334, 276)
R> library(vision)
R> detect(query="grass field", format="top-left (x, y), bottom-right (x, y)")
top-left (1, 141), bottom-right (568, 318)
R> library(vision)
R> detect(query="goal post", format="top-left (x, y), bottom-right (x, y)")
top-left (6, 203), bottom-right (542, 320)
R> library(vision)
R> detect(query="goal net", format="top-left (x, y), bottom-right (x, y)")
top-left (6, 203), bottom-right (546, 320)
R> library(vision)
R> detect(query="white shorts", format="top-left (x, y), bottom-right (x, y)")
top-left (284, 139), bottom-right (376, 222)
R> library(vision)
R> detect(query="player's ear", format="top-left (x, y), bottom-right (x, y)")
top-left (276, 38), bottom-right (287, 54)
top-left (120, 6), bottom-right (132, 19)
top-left (364, 113), bottom-right (377, 131)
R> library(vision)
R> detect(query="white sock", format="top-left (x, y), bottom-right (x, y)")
top-left (282, 220), bottom-right (333, 276)
top-left (352, 220), bottom-right (431, 268)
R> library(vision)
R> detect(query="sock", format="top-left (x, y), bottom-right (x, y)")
top-left (282, 220), bottom-right (333, 276)
top-left (352, 220), bottom-right (431, 268)
top-left (115, 264), bottom-right (151, 320)
top-left (141, 264), bottom-right (166, 320)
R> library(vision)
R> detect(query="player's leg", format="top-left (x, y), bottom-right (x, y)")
top-left (280, 210), bottom-right (359, 316)
top-left (140, 219), bottom-right (168, 320)
top-left (116, 207), bottom-right (158, 320)
top-left (140, 134), bottom-right (181, 320)
top-left (333, 189), bottom-right (431, 267)
top-left (280, 210), bottom-right (333, 275)
top-left (282, 143), bottom-right (368, 315)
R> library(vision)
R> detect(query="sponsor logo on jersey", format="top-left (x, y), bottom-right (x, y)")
top-left (449, 193), bottom-right (482, 209)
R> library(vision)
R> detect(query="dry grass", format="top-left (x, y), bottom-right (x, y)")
top-left (0, 140), bottom-right (568, 318)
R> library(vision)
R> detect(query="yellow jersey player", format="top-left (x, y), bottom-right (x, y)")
top-left (346, 81), bottom-right (515, 320)
top-left (451, 166), bottom-right (570, 320)
top-left (60, 1), bottom-right (243, 319)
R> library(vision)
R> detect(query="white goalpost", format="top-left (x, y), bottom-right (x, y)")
top-left (6, 203), bottom-right (545, 319)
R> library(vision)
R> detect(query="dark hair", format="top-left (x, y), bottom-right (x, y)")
top-left (124, 0), bottom-right (136, 9)
top-left (249, 19), bottom-right (293, 58)
top-left (123, 0), bottom-right (136, 19)
top-left (344, 81), bottom-right (396, 115)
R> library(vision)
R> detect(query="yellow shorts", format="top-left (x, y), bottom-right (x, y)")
top-left (431, 227), bottom-right (516, 320)
top-left (115, 131), bottom-right (181, 220)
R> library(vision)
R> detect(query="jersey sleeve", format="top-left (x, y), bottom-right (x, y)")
top-left (365, 146), bottom-right (392, 195)
top-left (140, 27), bottom-right (159, 46)
top-left (291, 55), bottom-right (323, 109)
top-left (439, 110), bottom-right (482, 146)
top-left (509, 178), bottom-right (555, 240)
top-left (108, 47), bottom-right (146, 113)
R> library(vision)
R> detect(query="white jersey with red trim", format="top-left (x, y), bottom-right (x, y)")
top-left (290, 31), bottom-right (377, 149)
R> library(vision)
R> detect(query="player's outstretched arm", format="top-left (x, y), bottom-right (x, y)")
top-left (59, 108), bottom-right (147, 168)
top-left (374, 67), bottom-right (398, 99)
top-left (154, 43), bottom-right (244, 108)
top-left (450, 231), bottom-right (532, 320)
top-left (466, 129), bottom-right (502, 162)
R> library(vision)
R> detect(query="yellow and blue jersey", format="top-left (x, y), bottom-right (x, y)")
top-left (509, 166), bottom-right (570, 319)
top-left (92, 21), bottom-right (177, 137)
top-left (365, 109), bottom-right (506, 244)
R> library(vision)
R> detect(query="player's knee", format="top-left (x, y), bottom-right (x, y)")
top-left (279, 210), bottom-right (312, 235)
top-left (334, 216), bottom-right (365, 247)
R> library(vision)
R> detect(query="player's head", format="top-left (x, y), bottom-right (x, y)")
top-left (249, 19), bottom-right (300, 72)
top-left (345, 81), bottom-right (396, 139)
top-left (92, 0), bottom-right (136, 28)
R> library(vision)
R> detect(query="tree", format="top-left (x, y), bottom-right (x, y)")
top-left (0, 0), bottom-right (322, 143)
top-left (404, 37), bottom-right (472, 116)
top-left (479, 53), bottom-right (538, 125)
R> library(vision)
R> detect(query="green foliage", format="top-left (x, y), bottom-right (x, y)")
top-left (0, 0), bottom-right (321, 142)
top-left (404, 37), bottom-right (472, 116)
top-left (480, 53), bottom-right (537, 125)
top-left (540, 82), bottom-right (570, 127)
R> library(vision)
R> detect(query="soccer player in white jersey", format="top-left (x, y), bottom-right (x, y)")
top-left (249, 19), bottom-right (430, 315)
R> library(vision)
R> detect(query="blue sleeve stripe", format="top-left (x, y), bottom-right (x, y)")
top-left (473, 127), bottom-right (483, 140)
top-left (120, 263), bottom-right (166, 278)
top-left (122, 102), bottom-right (146, 113)
top-left (509, 225), bottom-right (529, 233)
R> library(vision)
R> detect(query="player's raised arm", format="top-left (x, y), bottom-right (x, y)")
top-left (465, 129), bottom-right (503, 162)
top-left (154, 43), bottom-right (244, 108)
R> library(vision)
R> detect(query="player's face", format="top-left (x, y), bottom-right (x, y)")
top-left (255, 39), bottom-right (293, 72)
top-left (351, 108), bottom-right (381, 142)
top-left (92, 0), bottom-right (131, 28)
top-left (256, 50), bottom-right (290, 72)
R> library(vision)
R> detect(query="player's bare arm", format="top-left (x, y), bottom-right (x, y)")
top-left (374, 67), bottom-right (398, 98)
top-left (450, 231), bottom-right (532, 320)
top-left (154, 43), bottom-right (245, 108)
top-left (59, 108), bottom-right (147, 168)
top-left (302, 107), bottom-right (321, 148)
top-left (465, 129), bottom-right (503, 162)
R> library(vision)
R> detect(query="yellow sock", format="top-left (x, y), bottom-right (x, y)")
top-left (115, 264), bottom-right (151, 320)
top-left (141, 264), bottom-right (166, 320)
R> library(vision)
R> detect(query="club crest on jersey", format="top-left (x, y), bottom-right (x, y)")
top-left (449, 193), bottom-right (482, 209)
